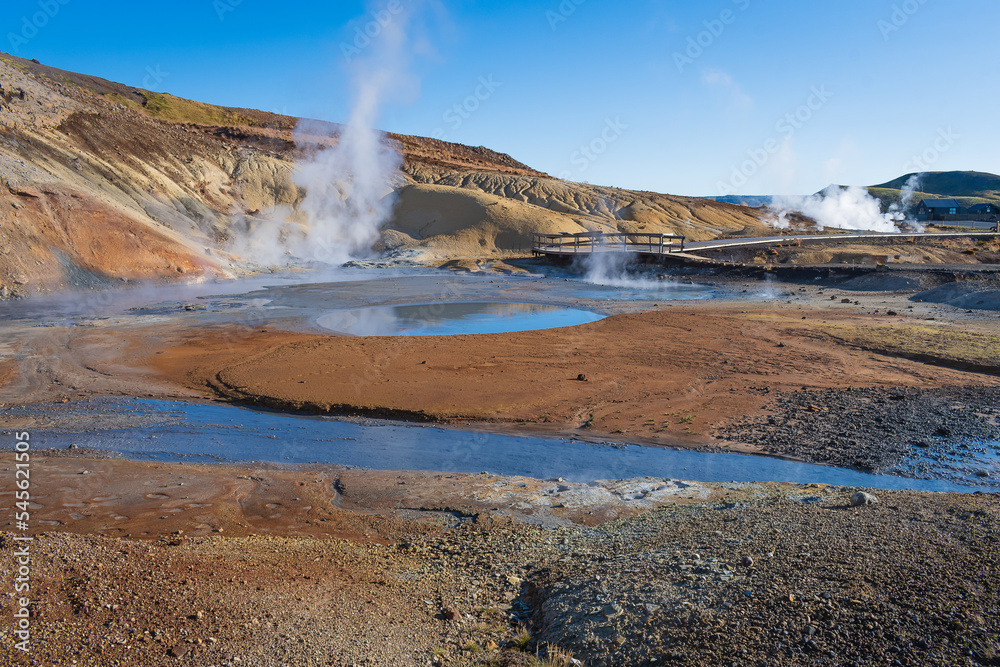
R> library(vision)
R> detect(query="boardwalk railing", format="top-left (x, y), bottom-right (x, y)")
top-left (532, 231), bottom-right (686, 256)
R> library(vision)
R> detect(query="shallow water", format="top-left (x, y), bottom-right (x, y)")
top-left (5, 399), bottom-right (996, 493)
top-left (0, 265), bottom-right (715, 335)
top-left (314, 302), bottom-right (604, 336)
top-left (893, 444), bottom-right (1000, 487)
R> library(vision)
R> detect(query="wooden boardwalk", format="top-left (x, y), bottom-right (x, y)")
top-left (532, 231), bottom-right (686, 257)
top-left (532, 230), bottom-right (1000, 261)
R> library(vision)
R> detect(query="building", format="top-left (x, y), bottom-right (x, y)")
top-left (915, 199), bottom-right (999, 227)
top-left (968, 202), bottom-right (1000, 216)
top-left (915, 199), bottom-right (962, 221)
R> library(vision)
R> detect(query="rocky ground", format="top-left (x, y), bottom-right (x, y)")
top-left (1, 459), bottom-right (998, 667)
top-left (524, 485), bottom-right (1000, 667)
top-left (720, 386), bottom-right (1000, 481)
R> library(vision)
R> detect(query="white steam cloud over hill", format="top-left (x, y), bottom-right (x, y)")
top-left (770, 185), bottom-right (915, 233)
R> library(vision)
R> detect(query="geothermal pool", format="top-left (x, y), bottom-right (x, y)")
top-left (314, 302), bottom-right (604, 336)
top-left (0, 264), bottom-right (717, 334)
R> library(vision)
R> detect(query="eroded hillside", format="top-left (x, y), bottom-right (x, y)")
top-left (0, 53), bottom-right (769, 297)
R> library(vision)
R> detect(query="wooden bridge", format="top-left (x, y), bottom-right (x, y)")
top-left (532, 231), bottom-right (686, 257)
top-left (532, 230), bottom-right (1000, 261)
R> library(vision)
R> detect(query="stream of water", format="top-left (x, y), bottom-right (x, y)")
top-left (5, 399), bottom-right (995, 493)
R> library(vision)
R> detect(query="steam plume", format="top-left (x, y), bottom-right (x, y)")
top-left (883, 173), bottom-right (925, 231)
top-left (230, 4), bottom-right (420, 267)
top-left (899, 173), bottom-right (924, 210)
top-left (771, 185), bottom-right (904, 233)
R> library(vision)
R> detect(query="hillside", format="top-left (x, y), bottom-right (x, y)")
top-left (0, 53), bottom-right (771, 297)
top-left (873, 171), bottom-right (1000, 198)
top-left (867, 171), bottom-right (1000, 213)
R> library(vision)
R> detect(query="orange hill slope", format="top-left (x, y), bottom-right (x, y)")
top-left (0, 52), bottom-right (769, 296)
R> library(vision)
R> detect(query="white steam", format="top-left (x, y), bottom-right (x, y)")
top-left (580, 235), bottom-right (677, 289)
top-left (289, 116), bottom-right (403, 265)
top-left (888, 173), bottom-right (926, 231)
top-left (898, 173), bottom-right (923, 210)
top-left (771, 185), bottom-right (904, 233)
top-left (229, 4), bottom-right (420, 267)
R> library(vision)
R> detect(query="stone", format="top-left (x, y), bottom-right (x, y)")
top-left (167, 644), bottom-right (188, 658)
top-left (850, 491), bottom-right (878, 507)
top-left (443, 607), bottom-right (461, 621)
top-left (603, 602), bottom-right (624, 619)
top-left (577, 373), bottom-right (588, 381)
top-left (741, 555), bottom-right (754, 567)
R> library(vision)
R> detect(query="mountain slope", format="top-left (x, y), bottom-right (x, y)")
top-left (866, 171), bottom-right (1000, 212)
top-left (872, 171), bottom-right (1000, 199)
top-left (0, 53), bottom-right (770, 297)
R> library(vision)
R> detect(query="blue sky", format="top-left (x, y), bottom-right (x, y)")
top-left (3, 0), bottom-right (998, 195)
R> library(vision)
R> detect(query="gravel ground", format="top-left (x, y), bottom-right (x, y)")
top-left (4, 483), bottom-right (999, 667)
top-left (718, 386), bottom-right (1000, 485)
top-left (522, 484), bottom-right (1000, 667)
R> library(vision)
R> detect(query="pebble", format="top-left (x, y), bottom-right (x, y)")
top-left (167, 644), bottom-right (188, 658)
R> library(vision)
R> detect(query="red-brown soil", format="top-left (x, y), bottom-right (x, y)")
top-left (147, 304), bottom-right (1000, 447)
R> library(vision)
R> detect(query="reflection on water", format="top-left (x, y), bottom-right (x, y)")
top-left (315, 302), bottom-right (604, 336)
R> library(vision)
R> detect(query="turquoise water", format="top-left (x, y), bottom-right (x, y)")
top-left (314, 302), bottom-right (604, 336)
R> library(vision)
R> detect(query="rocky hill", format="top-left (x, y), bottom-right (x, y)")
top-left (0, 53), bottom-right (770, 297)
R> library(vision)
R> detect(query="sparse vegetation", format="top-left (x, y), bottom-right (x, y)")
top-left (510, 626), bottom-right (532, 649)
top-left (0, 56), bottom-right (29, 71)
top-left (812, 322), bottom-right (1000, 375)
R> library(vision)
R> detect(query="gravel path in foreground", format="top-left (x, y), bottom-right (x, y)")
top-left (3, 483), bottom-right (998, 666)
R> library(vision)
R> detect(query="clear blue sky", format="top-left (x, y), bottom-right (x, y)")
top-left (3, 0), bottom-right (998, 196)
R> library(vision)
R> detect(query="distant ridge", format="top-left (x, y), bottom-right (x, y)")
top-left (703, 195), bottom-right (772, 208)
top-left (872, 171), bottom-right (1000, 199)
top-left (863, 171), bottom-right (1000, 213)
